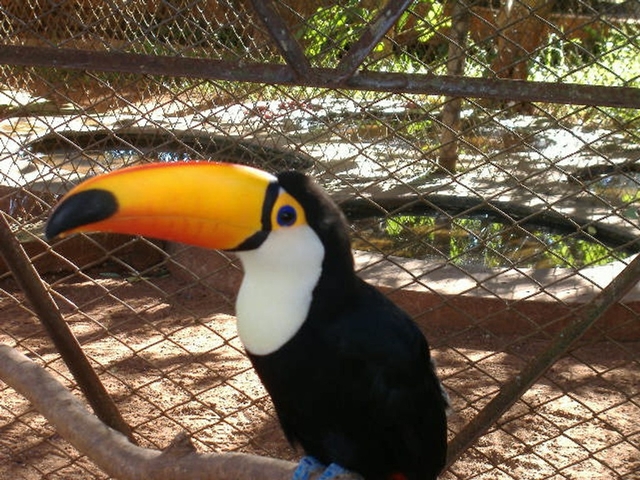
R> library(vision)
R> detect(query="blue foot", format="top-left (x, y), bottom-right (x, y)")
top-left (292, 456), bottom-right (353, 480)
top-left (292, 456), bottom-right (324, 480)
top-left (318, 463), bottom-right (351, 479)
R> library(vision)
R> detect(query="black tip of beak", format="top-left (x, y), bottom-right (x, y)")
top-left (45, 189), bottom-right (118, 241)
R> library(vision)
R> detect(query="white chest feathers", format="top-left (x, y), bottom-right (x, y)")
top-left (235, 225), bottom-right (325, 356)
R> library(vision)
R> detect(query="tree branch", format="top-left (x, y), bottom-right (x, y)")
top-left (0, 344), bottom-right (360, 480)
top-left (0, 213), bottom-right (135, 441)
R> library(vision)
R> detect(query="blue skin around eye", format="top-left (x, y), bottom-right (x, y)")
top-left (277, 205), bottom-right (297, 226)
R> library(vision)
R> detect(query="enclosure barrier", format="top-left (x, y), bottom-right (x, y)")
top-left (1, 1), bottom-right (639, 479)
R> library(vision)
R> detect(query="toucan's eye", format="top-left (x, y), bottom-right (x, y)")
top-left (277, 205), bottom-right (297, 227)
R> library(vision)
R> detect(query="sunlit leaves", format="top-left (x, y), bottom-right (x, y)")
top-left (352, 214), bottom-right (627, 269)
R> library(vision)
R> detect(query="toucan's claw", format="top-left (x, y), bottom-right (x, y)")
top-left (318, 463), bottom-right (355, 479)
top-left (292, 456), bottom-right (324, 480)
top-left (292, 456), bottom-right (356, 480)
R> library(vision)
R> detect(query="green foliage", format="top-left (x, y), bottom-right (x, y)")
top-left (523, 24), bottom-right (640, 124)
top-left (299, 0), bottom-right (451, 70)
top-left (299, 1), bottom-right (379, 66)
top-left (384, 0), bottom-right (452, 74)
top-left (402, 116), bottom-right (435, 138)
top-left (530, 26), bottom-right (640, 88)
top-left (353, 214), bottom-right (628, 269)
top-left (385, 214), bottom-right (434, 236)
top-left (397, 0), bottom-right (450, 46)
top-left (590, 173), bottom-right (640, 220)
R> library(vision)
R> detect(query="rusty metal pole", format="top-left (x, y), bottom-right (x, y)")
top-left (445, 252), bottom-right (640, 469)
top-left (1, 46), bottom-right (638, 108)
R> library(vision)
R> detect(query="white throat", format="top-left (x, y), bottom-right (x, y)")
top-left (235, 225), bottom-right (324, 355)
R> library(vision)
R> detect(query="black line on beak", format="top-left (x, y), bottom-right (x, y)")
top-left (231, 180), bottom-right (280, 251)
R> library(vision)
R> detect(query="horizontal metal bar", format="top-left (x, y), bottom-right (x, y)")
top-left (1, 45), bottom-right (639, 109)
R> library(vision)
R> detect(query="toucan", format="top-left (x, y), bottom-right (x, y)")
top-left (45, 161), bottom-right (449, 480)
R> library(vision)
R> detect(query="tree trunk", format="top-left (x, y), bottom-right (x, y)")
top-left (437, 0), bottom-right (471, 174)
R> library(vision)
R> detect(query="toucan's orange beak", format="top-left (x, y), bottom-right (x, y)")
top-left (45, 162), bottom-right (280, 251)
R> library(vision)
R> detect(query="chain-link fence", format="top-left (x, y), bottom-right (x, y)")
top-left (1, 1), bottom-right (639, 479)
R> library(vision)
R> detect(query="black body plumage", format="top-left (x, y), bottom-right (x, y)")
top-left (249, 172), bottom-right (448, 480)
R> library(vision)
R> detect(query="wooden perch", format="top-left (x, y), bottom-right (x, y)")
top-left (0, 213), bottom-right (135, 441)
top-left (0, 344), bottom-right (361, 480)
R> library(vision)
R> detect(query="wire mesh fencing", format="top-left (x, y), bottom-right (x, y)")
top-left (0, 1), bottom-right (639, 479)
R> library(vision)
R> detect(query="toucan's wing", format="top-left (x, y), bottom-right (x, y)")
top-left (327, 279), bottom-right (448, 479)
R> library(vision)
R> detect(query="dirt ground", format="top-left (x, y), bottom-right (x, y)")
top-left (0, 266), bottom-right (638, 479)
